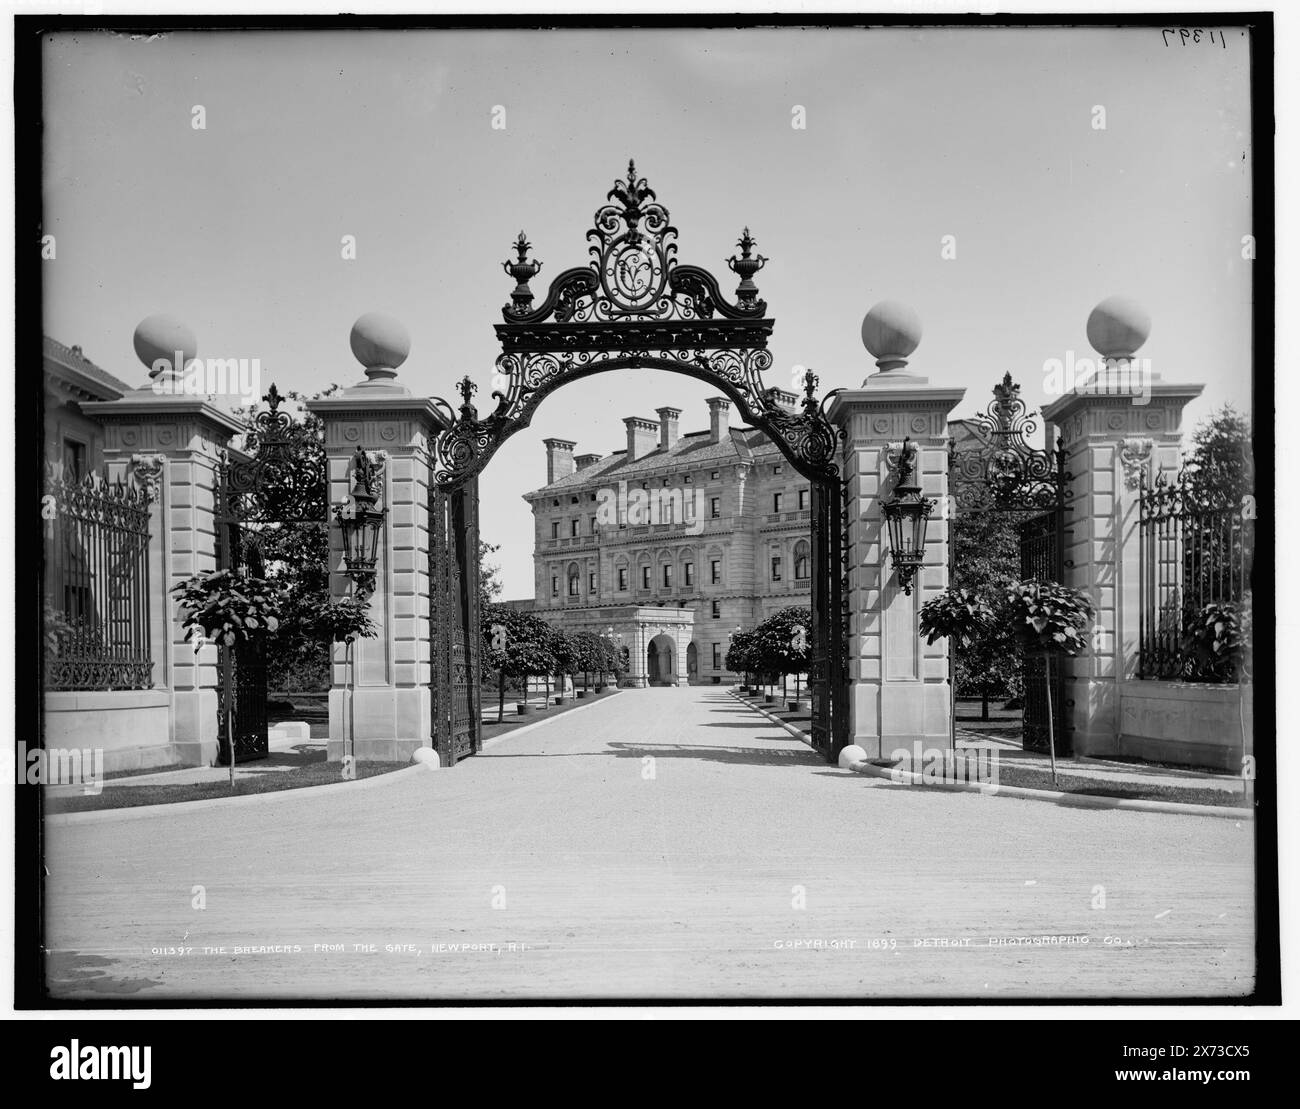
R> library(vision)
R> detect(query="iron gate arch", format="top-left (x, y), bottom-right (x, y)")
top-left (948, 373), bottom-right (1070, 754)
top-left (427, 161), bottom-right (850, 766)
top-left (214, 384), bottom-right (329, 764)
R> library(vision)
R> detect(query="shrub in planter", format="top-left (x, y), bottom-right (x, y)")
top-left (1181, 600), bottom-right (1250, 683)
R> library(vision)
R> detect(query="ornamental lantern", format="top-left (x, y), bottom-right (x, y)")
top-left (335, 446), bottom-right (386, 593)
top-left (880, 437), bottom-right (934, 596)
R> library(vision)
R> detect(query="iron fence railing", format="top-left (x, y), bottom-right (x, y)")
top-left (43, 467), bottom-right (154, 691)
top-left (1138, 456), bottom-right (1253, 683)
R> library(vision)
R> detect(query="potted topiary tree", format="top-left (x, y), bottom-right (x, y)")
top-left (173, 568), bottom-right (286, 788)
top-left (1004, 579), bottom-right (1095, 785)
top-left (919, 586), bottom-right (995, 748)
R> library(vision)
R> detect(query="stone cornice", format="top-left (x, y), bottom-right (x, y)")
top-left (1041, 382), bottom-right (1204, 426)
top-left (80, 394), bottom-right (246, 438)
top-left (826, 385), bottom-right (966, 428)
top-left (305, 394), bottom-right (451, 433)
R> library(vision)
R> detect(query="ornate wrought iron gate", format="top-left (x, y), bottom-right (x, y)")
top-left (214, 384), bottom-right (328, 765)
top-left (428, 161), bottom-right (851, 764)
top-left (949, 373), bottom-right (1069, 755)
top-left (429, 480), bottom-right (482, 767)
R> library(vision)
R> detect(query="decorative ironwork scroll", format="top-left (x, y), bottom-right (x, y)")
top-left (949, 372), bottom-right (1067, 513)
top-left (431, 160), bottom-right (844, 488)
top-left (218, 384), bottom-right (329, 525)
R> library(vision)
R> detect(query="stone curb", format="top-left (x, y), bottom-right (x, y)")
top-left (480, 689), bottom-right (623, 751)
top-left (45, 763), bottom-right (430, 827)
top-left (727, 690), bottom-right (1253, 821)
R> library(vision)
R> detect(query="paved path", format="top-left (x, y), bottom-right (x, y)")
top-left (44, 687), bottom-right (1255, 1000)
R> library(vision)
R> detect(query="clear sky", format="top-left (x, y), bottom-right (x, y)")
top-left (42, 26), bottom-right (1255, 597)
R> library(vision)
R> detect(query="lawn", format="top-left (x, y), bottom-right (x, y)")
top-left (45, 759), bottom-right (405, 815)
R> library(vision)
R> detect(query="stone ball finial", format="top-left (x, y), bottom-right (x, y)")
top-left (133, 314), bottom-right (197, 378)
top-left (861, 300), bottom-right (922, 371)
top-left (1086, 296), bottom-right (1151, 359)
top-left (349, 312), bottom-right (411, 380)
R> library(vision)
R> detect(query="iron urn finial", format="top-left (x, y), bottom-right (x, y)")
top-left (502, 231), bottom-right (543, 316)
top-left (727, 227), bottom-right (768, 310)
top-left (457, 374), bottom-right (479, 416)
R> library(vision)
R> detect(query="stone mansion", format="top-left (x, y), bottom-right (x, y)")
top-left (513, 394), bottom-right (813, 686)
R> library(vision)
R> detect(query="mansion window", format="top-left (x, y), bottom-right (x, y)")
top-left (710, 560), bottom-right (721, 584)
top-left (684, 562), bottom-right (694, 586)
top-left (711, 600), bottom-right (720, 619)
top-left (710, 497), bottom-right (720, 518)
top-left (551, 521), bottom-right (559, 539)
top-left (711, 470), bottom-right (719, 479)
top-left (771, 556), bottom-right (783, 582)
top-left (795, 551), bottom-right (809, 581)
top-left (571, 519), bottom-right (579, 537)
top-left (62, 438), bottom-right (86, 482)
top-left (641, 566), bottom-right (651, 590)
top-left (589, 572), bottom-right (596, 594)
top-left (798, 488), bottom-right (808, 510)
top-left (618, 567), bottom-right (628, 591)
top-left (774, 464), bottom-right (783, 475)
top-left (662, 564), bottom-right (673, 588)
top-left (712, 643), bottom-right (721, 669)
top-left (590, 516), bottom-right (598, 534)
top-left (772, 493), bottom-right (783, 512)
top-left (568, 569), bottom-right (580, 596)
top-left (551, 576), bottom-right (559, 597)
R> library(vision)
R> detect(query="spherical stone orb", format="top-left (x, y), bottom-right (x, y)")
top-left (861, 301), bottom-right (922, 367)
top-left (838, 744), bottom-right (869, 770)
top-left (133, 314), bottom-right (197, 376)
top-left (349, 312), bottom-right (410, 373)
top-left (411, 747), bottom-right (441, 771)
top-left (1086, 296), bottom-right (1151, 359)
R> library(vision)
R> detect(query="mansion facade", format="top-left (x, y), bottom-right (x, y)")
top-left (514, 394), bottom-right (813, 686)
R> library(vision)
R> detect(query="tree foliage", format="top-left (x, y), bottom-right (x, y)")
top-left (949, 509), bottom-right (1023, 706)
top-left (1004, 580), bottom-right (1094, 656)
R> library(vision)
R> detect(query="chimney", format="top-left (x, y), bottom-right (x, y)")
top-left (574, 452), bottom-right (603, 471)
top-left (543, 438), bottom-right (576, 484)
top-left (707, 397), bottom-right (731, 443)
top-left (655, 407), bottom-right (681, 451)
top-left (624, 417), bottom-right (659, 462)
top-left (773, 388), bottom-right (799, 412)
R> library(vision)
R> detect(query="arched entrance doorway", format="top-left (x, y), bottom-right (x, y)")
top-left (647, 633), bottom-right (676, 685)
top-left (426, 161), bottom-right (849, 765)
